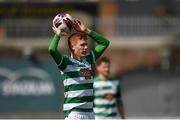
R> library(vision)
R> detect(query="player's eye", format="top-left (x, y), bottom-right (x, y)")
top-left (82, 43), bottom-right (87, 47)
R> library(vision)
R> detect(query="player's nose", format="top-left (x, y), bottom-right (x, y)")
top-left (84, 45), bottom-right (88, 50)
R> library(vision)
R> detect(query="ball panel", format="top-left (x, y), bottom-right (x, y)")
top-left (52, 13), bottom-right (73, 33)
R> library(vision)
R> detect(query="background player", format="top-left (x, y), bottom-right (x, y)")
top-left (93, 57), bottom-right (125, 119)
top-left (48, 18), bottom-right (109, 119)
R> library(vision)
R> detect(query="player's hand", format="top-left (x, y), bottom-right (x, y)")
top-left (52, 26), bottom-right (67, 36)
top-left (70, 18), bottom-right (91, 34)
top-left (104, 93), bottom-right (113, 101)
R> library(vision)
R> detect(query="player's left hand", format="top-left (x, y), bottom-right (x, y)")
top-left (68, 18), bottom-right (91, 34)
top-left (52, 26), bottom-right (67, 36)
top-left (104, 93), bottom-right (113, 101)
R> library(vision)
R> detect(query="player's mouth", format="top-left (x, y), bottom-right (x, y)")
top-left (82, 51), bottom-right (87, 55)
top-left (83, 50), bottom-right (87, 53)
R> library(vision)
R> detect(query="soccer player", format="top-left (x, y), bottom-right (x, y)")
top-left (48, 18), bottom-right (109, 119)
top-left (93, 57), bottom-right (125, 119)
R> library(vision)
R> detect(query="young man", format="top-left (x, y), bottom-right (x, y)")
top-left (93, 57), bottom-right (125, 119)
top-left (48, 19), bottom-right (109, 119)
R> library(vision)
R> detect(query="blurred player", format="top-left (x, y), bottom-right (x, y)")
top-left (48, 18), bottom-right (109, 119)
top-left (93, 57), bottom-right (125, 119)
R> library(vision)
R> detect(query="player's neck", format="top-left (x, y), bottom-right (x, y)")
top-left (71, 53), bottom-right (83, 61)
top-left (99, 74), bottom-right (109, 81)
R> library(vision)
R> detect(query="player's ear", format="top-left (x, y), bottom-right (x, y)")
top-left (71, 45), bottom-right (75, 51)
top-left (96, 66), bottom-right (99, 72)
top-left (68, 39), bottom-right (73, 51)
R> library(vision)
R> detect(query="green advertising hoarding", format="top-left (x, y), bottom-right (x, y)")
top-left (0, 60), bottom-right (63, 113)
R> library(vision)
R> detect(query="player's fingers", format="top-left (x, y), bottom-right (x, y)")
top-left (72, 25), bottom-right (79, 31)
top-left (72, 20), bottom-right (80, 30)
top-left (76, 19), bottom-right (81, 25)
top-left (74, 18), bottom-right (78, 22)
top-left (74, 19), bottom-right (80, 26)
top-left (52, 27), bottom-right (56, 32)
top-left (73, 19), bottom-right (81, 25)
top-left (66, 18), bottom-right (74, 25)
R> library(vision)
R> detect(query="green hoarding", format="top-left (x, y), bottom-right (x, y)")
top-left (0, 60), bottom-right (63, 113)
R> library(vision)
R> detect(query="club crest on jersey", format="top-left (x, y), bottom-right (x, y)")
top-left (80, 68), bottom-right (92, 80)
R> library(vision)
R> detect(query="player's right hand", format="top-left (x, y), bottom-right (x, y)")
top-left (104, 93), bottom-right (113, 101)
top-left (52, 26), bottom-right (67, 36)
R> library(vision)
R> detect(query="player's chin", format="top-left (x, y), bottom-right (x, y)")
top-left (104, 72), bottom-right (109, 77)
top-left (81, 52), bottom-right (87, 57)
top-left (81, 54), bottom-right (86, 57)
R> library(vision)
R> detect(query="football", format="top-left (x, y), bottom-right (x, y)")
top-left (52, 13), bottom-right (73, 33)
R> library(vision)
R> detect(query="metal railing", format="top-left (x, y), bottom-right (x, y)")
top-left (1, 17), bottom-right (180, 38)
top-left (95, 17), bottom-right (180, 36)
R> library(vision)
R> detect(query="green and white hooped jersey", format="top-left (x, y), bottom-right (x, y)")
top-left (58, 51), bottom-right (96, 118)
top-left (49, 30), bottom-right (110, 118)
top-left (93, 76), bottom-right (121, 119)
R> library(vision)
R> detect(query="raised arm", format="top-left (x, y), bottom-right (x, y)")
top-left (70, 18), bottom-right (110, 61)
top-left (48, 27), bottom-right (67, 64)
top-left (48, 34), bottom-right (62, 64)
top-left (88, 31), bottom-right (109, 61)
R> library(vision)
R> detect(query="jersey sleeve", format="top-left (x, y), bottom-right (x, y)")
top-left (88, 31), bottom-right (110, 61)
top-left (85, 51), bottom-right (96, 65)
top-left (48, 34), bottom-right (67, 71)
top-left (48, 34), bottom-right (62, 64)
top-left (57, 55), bottom-right (69, 71)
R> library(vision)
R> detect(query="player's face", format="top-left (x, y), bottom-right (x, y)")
top-left (72, 39), bottom-right (88, 58)
top-left (97, 62), bottom-right (110, 77)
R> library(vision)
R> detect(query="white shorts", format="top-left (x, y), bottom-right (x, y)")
top-left (95, 117), bottom-right (120, 120)
top-left (95, 115), bottom-right (120, 120)
top-left (65, 111), bottom-right (95, 120)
